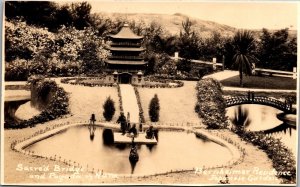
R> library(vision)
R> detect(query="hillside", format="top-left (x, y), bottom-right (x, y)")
top-left (97, 12), bottom-right (297, 39)
top-left (98, 12), bottom-right (237, 38)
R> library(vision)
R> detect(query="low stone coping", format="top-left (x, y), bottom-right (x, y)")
top-left (13, 122), bottom-right (243, 178)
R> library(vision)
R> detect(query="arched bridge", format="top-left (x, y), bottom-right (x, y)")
top-left (225, 95), bottom-right (294, 113)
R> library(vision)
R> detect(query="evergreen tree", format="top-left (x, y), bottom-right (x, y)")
top-left (149, 94), bottom-right (160, 122)
top-left (103, 96), bottom-right (115, 121)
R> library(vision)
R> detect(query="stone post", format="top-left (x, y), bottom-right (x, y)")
top-left (174, 52), bottom-right (179, 62)
top-left (212, 58), bottom-right (217, 70)
top-left (293, 67), bottom-right (297, 79)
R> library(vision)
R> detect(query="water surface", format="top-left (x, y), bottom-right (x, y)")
top-left (26, 126), bottom-right (232, 174)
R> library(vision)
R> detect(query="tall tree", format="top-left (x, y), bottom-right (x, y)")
top-left (232, 30), bottom-right (257, 87)
top-left (178, 18), bottom-right (201, 60)
top-left (71, 2), bottom-right (92, 30)
top-left (258, 28), bottom-right (296, 71)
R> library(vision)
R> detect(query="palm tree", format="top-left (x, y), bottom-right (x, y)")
top-left (232, 30), bottom-right (258, 87)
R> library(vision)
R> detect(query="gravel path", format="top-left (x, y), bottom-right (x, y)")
top-left (119, 84), bottom-right (140, 123)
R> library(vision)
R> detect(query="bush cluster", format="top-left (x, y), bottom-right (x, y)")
top-left (4, 78), bottom-right (69, 129)
top-left (195, 78), bottom-right (228, 129)
top-left (238, 131), bottom-right (296, 184)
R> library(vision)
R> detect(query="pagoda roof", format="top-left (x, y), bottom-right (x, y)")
top-left (109, 47), bottom-right (145, 51)
top-left (110, 24), bottom-right (143, 39)
top-left (106, 60), bottom-right (147, 65)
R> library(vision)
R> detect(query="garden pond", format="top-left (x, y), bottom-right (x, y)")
top-left (25, 127), bottom-right (233, 175)
top-left (227, 104), bottom-right (297, 158)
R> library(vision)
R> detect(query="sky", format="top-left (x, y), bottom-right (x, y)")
top-left (75, 0), bottom-right (299, 30)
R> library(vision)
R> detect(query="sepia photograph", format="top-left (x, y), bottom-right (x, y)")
top-left (1, 0), bottom-right (298, 185)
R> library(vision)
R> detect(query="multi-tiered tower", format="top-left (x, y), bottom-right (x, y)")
top-left (105, 23), bottom-right (147, 84)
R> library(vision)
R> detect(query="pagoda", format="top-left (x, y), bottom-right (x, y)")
top-left (105, 23), bottom-right (147, 84)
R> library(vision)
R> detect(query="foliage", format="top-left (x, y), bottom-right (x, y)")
top-left (230, 100), bottom-right (296, 183)
top-left (195, 78), bottom-right (228, 129)
top-left (5, 20), bottom-right (109, 80)
top-left (258, 28), bottom-right (297, 71)
top-left (5, 20), bottom-right (55, 62)
top-left (145, 53), bottom-right (177, 76)
top-left (149, 94), bottom-right (160, 122)
top-left (236, 130), bottom-right (296, 184)
top-left (201, 31), bottom-right (226, 63)
top-left (5, 1), bottom-right (92, 31)
top-left (232, 30), bottom-right (258, 87)
top-left (4, 77), bottom-right (69, 129)
top-left (178, 18), bottom-right (201, 60)
top-left (103, 96), bottom-right (116, 121)
top-left (133, 87), bottom-right (146, 123)
top-left (176, 58), bottom-right (191, 73)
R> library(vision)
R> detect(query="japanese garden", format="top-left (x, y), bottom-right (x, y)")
top-left (2, 1), bottom-right (298, 185)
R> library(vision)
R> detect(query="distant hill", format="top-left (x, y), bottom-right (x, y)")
top-left (97, 12), bottom-right (237, 38)
top-left (96, 12), bottom-right (297, 39)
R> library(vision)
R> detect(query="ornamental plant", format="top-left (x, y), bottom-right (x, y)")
top-left (149, 94), bottom-right (160, 122)
top-left (4, 77), bottom-right (69, 129)
top-left (103, 96), bottom-right (116, 121)
top-left (195, 78), bottom-right (228, 129)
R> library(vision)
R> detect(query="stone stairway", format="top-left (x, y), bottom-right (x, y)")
top-left (119, 84), bottom-right (140, 123)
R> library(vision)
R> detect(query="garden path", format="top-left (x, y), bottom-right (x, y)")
top-left (119, 84), bottom-right (140, 124)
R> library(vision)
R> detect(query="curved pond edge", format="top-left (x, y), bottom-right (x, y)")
top-left (12, 122), bottom-right (245, 178)
top-left (276, 112), bottom-right (296, 126)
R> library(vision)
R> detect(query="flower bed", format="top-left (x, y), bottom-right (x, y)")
top-left (133, 76), bottom-right (184, 88)
top-left (133, 87), bottom-right (145, 123)
top-left (4, 79), bottom-right (69, 129)
top-left (150, 73), bottom-right (200, 81)
top-left (116, 84), bottom-right (124, 114)
top-left (237, 130), bottom-right (296, 184)
top-left (61, 77), bottom-right (116, 87)
top-left (195, 78), bottom-right (228, 129)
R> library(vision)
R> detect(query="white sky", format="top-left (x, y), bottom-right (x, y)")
top-left (60, 1), bottom-right (298, 30)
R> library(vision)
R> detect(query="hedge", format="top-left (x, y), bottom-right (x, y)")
top-left (4, 78), bottom-right (69, 129)
top-left (195, 78), bottom-right (228, 129)
top-left (238, 130), bottom-right (296, 184)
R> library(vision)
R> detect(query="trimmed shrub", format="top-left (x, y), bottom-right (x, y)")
top-left (103, 96), bottom-right (116, 121)
top-left (4, 77), bottom-right (69, 129)
top-left (195, 78), bottom-right (228, 129)
top-left (149, 94), bottom-right (160, 122)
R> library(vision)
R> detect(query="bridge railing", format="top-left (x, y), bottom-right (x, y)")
top-left (225, 95), bottom-right (292, 112)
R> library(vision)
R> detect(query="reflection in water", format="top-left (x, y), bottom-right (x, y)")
top-left (227, 104), bottom-right (297, 158)
top-left (263, 123), bottom-right (296, 136)
top-left (25, 126), bottom-right (232, 174)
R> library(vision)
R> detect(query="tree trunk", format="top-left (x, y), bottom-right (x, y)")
top-left (240, 62), bottom-right (243, 87)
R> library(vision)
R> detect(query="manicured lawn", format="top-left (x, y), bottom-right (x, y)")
top-left (57, 81), bottom-right (120, 122)
top-left (138, 81), bottom-right (200, 124)
top-left (220, 75), bottom-right (297, 90)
